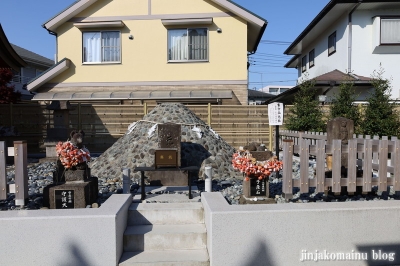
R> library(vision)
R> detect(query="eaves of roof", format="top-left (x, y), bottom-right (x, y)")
top-left (284, 55), bottom-right (300, 68)
top-left (11, 44), bottom-right (53, 67)
top-left (0, 24), bottom-right (27, 71)
top-left (263, 79), bottom-right (372, 104)
top-left (27, 58), bottom-right (70, 92)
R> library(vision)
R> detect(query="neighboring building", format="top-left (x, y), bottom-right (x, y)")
top-left (0, 24), bottom-right (53, 100)
top-left (264, 69), bottom-right (372, 105)
top-left (247, 89), bottom-right (275, 105)
top-left (28, 0), bottom-right (267, 105)
top-left (11, 44), bottom-right (54, 99)
top-left (261, 85), bottom-right (292, 95)
top-left (272, 0), bottom-right (400, 104)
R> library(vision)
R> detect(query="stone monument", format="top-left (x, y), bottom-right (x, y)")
top-left (43, 101), bottom-right (75, 160)
top-left (147, 123), bottom-right (188, 186)
top-left (327, 117), bottom-right (354, 168)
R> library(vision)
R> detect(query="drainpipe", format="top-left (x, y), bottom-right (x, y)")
top-left (43, 25), bottom-right (58, 63)
top-left (348, 1), bottom-right (362, 73)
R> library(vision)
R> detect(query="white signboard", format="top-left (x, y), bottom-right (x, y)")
top-left (268, 102), bottom-right (284, 126)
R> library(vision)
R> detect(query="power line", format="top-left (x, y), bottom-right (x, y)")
top-left (259, 39), bottom-right (292, 45)
top-left (250, 52), bottom-right (289, 58)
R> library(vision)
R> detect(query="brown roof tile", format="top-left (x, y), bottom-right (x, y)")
top-left (314, 69), bottom-right (371, 82)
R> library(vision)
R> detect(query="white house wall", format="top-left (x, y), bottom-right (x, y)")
top-left (295, 6), bottom-right (400, 100)
top-left (352, 9), bottom-right (400, 99)
top-left (297, 13), bottom-right (349, 82)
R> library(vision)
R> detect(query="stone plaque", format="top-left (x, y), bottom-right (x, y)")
top-left (155, 148), bottom-right (178, 168)
top-left (158, 123), bottom-right (181, 166)
top-left (327, 117), bottom-right (354, 167)
top-left (55, 189), bottom-right (74, 209)
top-left (250, 178), bottom-right (267, 196)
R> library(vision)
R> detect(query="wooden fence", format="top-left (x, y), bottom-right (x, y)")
top-left (281, 136), bottom-right (400, 199)
top-left (0, 103), bottom-right (282, 152)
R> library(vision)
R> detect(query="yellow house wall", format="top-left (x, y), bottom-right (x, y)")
top-left (50, 0), bottom-right (248, 84)
top-left (76, 0), bottom-right (148, 17)
top-left (151, 0), bottom-right (227, 14)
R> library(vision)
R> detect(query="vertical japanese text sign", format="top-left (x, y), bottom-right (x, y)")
top-left (268, 102), bottom-right (284, 126)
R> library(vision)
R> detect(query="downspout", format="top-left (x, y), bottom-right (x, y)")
top-left (348, 1), bottom-right (362, 73)
top-left (43, 25), bottom-right (58, 63)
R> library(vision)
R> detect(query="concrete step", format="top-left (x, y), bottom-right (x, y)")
top-left (124, 224), bottom-right (207, 252)
top-left (119, 249), bottom-right (209, 266)
top-left (128, 202), bottom-right (204, 225)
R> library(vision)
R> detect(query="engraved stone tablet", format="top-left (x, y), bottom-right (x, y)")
top-left (55, 189), bottom-right (74, 209)
top-left (158, 123), bottom-right (181, 166)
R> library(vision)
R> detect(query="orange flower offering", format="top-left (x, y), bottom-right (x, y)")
top-left (232, 151), bottom-right (282, 180)
top-left (56, 141), bottom-right (91, 169)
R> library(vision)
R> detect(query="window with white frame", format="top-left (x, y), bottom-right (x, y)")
top-left (168, 28), bottom-right (208, 61)
top-left (301, 55), bottom-right (307, 72)
top-left (328, 31), bottom-right (336, 56)
top-left (83, 31), bottom-right (120, 63)
top-left (309, 49), bottom-right (315, 68)
top-left (381, 18), bottom-right (400, 44)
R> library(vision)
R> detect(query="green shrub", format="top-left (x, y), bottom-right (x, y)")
top-left (360, 65), bottom-right (400, 137)
top-left (329, 75), bottom-right (361, 133)
top-left (286, 74), bottom-right (325, 132)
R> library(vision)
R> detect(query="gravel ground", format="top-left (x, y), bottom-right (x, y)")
top-left (1, 157), bottom-right (399, 210)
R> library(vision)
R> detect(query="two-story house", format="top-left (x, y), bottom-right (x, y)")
top-left (27, 0), bottom-right (267, 105)
top-left (266, 0), bottom-right (400, 104)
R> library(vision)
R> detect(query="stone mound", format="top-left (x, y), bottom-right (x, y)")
top-left (90, 103), bottom-right (243, 182)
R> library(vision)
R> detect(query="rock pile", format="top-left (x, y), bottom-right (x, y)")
top-left (90, 103), bottom-right (243, 182)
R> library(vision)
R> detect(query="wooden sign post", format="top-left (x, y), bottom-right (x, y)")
top-left (12, 141), bottom-right (28, 206)
top-left (0, 141), bottom-right (8, 200)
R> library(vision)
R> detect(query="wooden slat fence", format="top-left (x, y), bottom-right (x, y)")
top-left (0, 103), bottom-right (273, 152)
top-left (282, 136), bottom-right (400, 199)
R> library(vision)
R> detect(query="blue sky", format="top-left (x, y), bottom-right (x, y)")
top-left (0, 0), bottom-right (329, 89)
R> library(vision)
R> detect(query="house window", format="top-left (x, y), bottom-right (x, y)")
top-left (269, 88), bottom-right (279, 94)
top-left (168, 28), bottom-right (208, 61)
top-left (309, 49), bottom-right (315, 68)
top-left (83, 31), bottom-right (120, 63)
top-left (328, 31), bottom-right (336, 56)
top-left (301, 55), bottom-right (307, 72)
top-left (381, 18), bottom-right (400, 44)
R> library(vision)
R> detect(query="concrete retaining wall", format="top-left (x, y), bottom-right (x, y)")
top-left (0, 194), bottom-right (131, 266)
top-left (202, 193), bottom-right (400, 266)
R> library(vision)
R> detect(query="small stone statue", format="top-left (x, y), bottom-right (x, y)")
top-left (68, 130), bottom-right (88, 170)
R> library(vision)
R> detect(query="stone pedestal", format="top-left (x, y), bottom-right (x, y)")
top-left (243, 178), bottom-right (269, 198)
top-left (44, 161), bottom-right (97, 209)
top-left (44, 178), bottom-right (98, 209)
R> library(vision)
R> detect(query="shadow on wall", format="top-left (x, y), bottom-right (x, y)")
top-left (357, 243), bottom-right (400, 266)
top-left (240, 238), bottom-right (276, 266)
top-left (59, 242), bottom-right (91, 266)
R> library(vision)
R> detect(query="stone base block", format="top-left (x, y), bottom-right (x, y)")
top-left (147, 171), bottom-right (188, 186)
top-left (43, 177), bottom-right (98, 209)
top-left (53, 162), bottom-right (90, 184)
